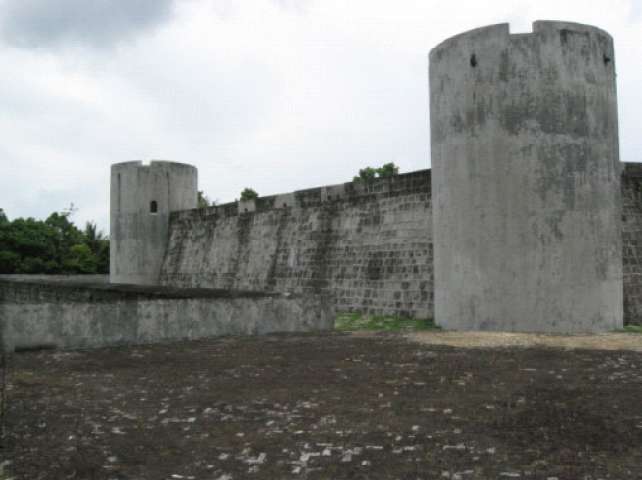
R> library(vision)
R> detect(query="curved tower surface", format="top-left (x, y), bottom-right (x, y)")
top-left (110, 161), bottom-right (197, 285)
top-left (430, 21), bottom-right (622, 332)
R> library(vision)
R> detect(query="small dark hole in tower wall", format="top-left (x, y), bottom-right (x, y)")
top-left (150, 200), bottom-right (158, 213)
top-left (560, 29), bottom-right (569, 44)
top-left (603, 54), bottom-right (611, 65)
top-left (470, 54), bottom-right (478, 67)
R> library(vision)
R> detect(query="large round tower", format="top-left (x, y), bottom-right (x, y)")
top-left (110, 161), bottom-right (197, 285)
top-left (430, 21), bottom-right (622, 332)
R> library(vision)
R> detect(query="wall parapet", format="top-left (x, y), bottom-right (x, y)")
top-left (170, 170), bottom-right (432, 224)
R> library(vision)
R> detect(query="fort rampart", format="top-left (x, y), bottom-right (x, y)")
top-left (159, 164), bottom-right (642, 326)
top-left (3, 21), bottom-right (635, 354)
top-left (160, 170), bottom-right (433, 319)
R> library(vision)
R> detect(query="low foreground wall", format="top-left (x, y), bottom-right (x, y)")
top-left (0, 278), bottom-right (333, 352)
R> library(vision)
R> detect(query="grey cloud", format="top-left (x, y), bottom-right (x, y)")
top-left (0, 0), bottom-right (175, 48)
top-left (632, 1), bottom-right (642, 21)
top-left (269, 0), bottom-right (314, 14)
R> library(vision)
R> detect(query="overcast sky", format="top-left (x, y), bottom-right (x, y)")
top-left (1, 0), bottom-right (640, 233)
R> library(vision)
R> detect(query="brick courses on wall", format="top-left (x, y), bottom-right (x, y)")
top-left (621, 164), bottom-right (642, 325)
top-left (160, 165), bottom-right (642, 325)
top-left (160, 170), bottom-right (433, 319)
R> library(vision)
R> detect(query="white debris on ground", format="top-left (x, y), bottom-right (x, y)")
top-left (7, 334), bottom-right (641, 479)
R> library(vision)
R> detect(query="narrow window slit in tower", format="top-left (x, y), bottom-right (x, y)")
top-left (603, 54), bottom-right (611, 65)
top-left (470, 54), bottom-right (478, 67)
top-left (150, 200), bottom-right (158, 214)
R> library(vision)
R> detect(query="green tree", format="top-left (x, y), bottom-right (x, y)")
top-left (20, 256), bottom-right (48, 274)
top-left (3, 217), bottom-right (56, 269)
top-left (84, 222), bottom-right (101, 250)
top-left (240, 188), bottom-right (259, 201)
top-left (197, 191), bottom-right (211, 209)
top-left (64, 244), bottom-right (98, 273)
top-left (0, 208), bottom-right (110, 275)
top-left (377, 162), bottom-right (399, 178)
top-left (353, 163), bottom-right (399, 182)
top-left (0, 251), bottom-right (19, 273)
top-left (44, 211), bottom-right (84, 272)
top-left (353, 167), bottom-right (377, 183)
top-left (84, 222), bottom-right (109, 274)
top-left (95, 241), bottom-right (110, 274)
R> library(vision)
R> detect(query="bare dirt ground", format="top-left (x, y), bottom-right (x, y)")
top-left (2, 331), bottom-right (642, 479)
top-left (406, 331), bottom-right (642, 352)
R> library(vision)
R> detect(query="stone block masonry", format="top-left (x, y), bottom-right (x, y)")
top-left (160, 166), bottom-right (642, 327)
top-left (160, 170), bottom-right (433, 319)
top-left (622, 164), bottom-right (642, 325)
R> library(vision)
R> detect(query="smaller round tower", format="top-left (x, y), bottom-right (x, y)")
top-left (110, 161), bottom-right (197, 285)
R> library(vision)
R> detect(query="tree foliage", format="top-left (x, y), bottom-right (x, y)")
top-left (353, 162), bottom-right (400, 182)
top-left (354, 167), bottom-right (377, 182)
top-left (240, 188), bottom-right (259, 202)
top-left (197, 191), bottom-right (210, 209)
top-left (0, 208), bottom-right (109, 274)
top-left (377, 162), bottom-right (399, 178)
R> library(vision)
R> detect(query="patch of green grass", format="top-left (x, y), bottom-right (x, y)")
top-left (620, 325), bottom-right (642, 334)
top-left (335, 312), bottom-right (440, 332)
top-left (0, 460), bottom-right (14, 480)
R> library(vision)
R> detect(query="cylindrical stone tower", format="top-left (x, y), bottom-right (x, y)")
top-left (110, 161), bottom-right (197, 285)
top-left (430, 21), bottom-right (622, 333)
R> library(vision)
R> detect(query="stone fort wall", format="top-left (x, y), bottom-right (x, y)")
top-left (160, 165), bottom-right (642, 325)
top-left (622, 163), bottom-right (642, 325)
top-left (160, 170), bottom-right (433, 319)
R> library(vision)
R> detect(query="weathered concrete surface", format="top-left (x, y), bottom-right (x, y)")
top-left (0, 274), bottom-right (109, 284)
top-left (110, 161), bottom-right (197, 285)
top-left (430, 21), bottom-right (622, 332)
top-left (160, 171), bottom-right (433, 319)
top-left (0, 278), bottom-right (333, 352)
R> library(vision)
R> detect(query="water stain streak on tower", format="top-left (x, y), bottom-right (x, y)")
top-left (430, 21), bottom-right (622, 332)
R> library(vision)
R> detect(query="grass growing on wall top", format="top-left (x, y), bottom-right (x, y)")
top-left (335, 312), bottom-right (440, 332)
